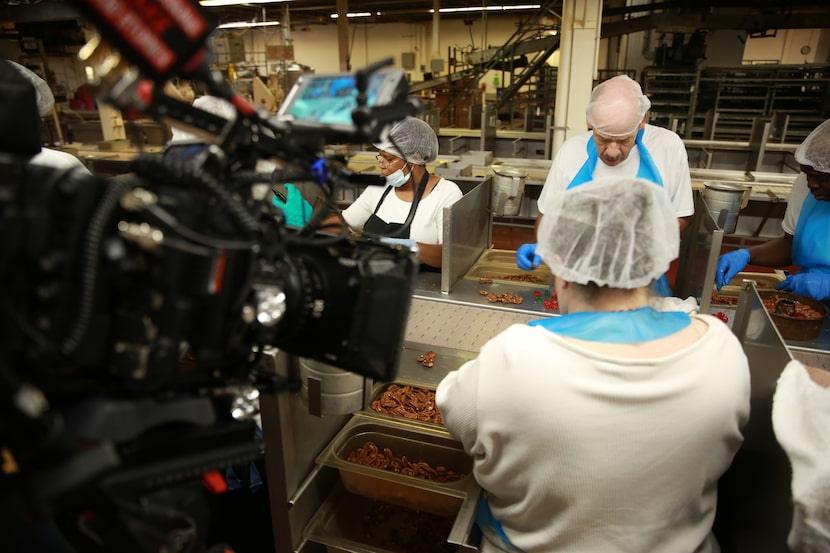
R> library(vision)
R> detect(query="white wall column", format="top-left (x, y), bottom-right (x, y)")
top-left (552, 0), bottom-right (602, 156)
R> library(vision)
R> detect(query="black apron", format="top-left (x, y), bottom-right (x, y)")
top-left (363, 171), bottom-right (440, 273)
top-left (363, 170), bottom-right (430, 238)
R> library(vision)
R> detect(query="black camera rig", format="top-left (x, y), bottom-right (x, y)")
top-left (0, 1), bottom-right (423, 551)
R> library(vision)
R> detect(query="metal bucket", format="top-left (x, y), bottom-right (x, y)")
top-left (491, 167), bottom-right (527, 216)
top-left (703, 181), bottom-right (751, 234)
top-left (299, 357), bottom-right (364, 416)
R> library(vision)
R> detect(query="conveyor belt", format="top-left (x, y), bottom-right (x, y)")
top-left (405, 297), bottom-right (538, 353)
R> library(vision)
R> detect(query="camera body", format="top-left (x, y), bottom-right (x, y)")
top-left (1, 151), bottom-right (417, 390)
top-left (1, 2), bottom-right (423, 547)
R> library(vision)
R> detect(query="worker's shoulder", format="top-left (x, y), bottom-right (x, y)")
top-left (29, 148), bottom-right (91, 174)
top-left (435, 176), bottom-right (463, 198)
top-left (643, 123), bottom-right (683, 143)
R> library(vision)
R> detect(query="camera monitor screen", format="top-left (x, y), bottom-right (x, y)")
top-left (276, 67), bottom-right (406, 127)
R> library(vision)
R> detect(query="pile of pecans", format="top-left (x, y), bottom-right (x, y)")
top-left (361, 500), bottom-right (457, 553)
top-left (416, 350), bottom-right (436, 367)
top-left (481, 272), bottom-right (545, 283)
top-left (347, 441), bottom-right (464, 483)
top-left (370, 384), bottom-right (443, 425)
top-left (479, 290), bottom-right (524, 304)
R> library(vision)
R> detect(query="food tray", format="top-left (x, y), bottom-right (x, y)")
top-left (463, 249), bottom-right (552, 287)
top-left (759, 290), bottom-right (829, 341)
top-left (465, 264), bottom-right (550, 286)
top-left (304, 483), bottom-right (461, 553)
top-left (364, 381), bottom-right (445, 430)
top-left (316, 414), bottom-right (474, 517)
top-left (475, 249), bottom-right (532, 266)
top-left (711, 271), bottom-right (784, 304)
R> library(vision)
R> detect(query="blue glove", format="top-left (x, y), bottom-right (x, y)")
top-left (379, 237), bottom-right (417, 248)
top-left (776, 273), bottom-right (830, 301)
top-left (272, 183), bottom-right (312, 227)
top-left (516, 243), bottom-right (542, 271)
top-left (715, 248), bottom-right (750, 289)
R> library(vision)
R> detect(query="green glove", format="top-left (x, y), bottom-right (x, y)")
top-left (272, 183), bottom-right (312, 227)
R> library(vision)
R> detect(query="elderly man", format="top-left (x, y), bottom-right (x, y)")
top-left (517, 75), bottom-right (694, 296)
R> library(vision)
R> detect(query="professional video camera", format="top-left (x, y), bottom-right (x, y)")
top-left (1, 1), bottom-right (422, 551)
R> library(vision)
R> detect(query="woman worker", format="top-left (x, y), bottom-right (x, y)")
top-left (716, 118), bottom-right (830, 303)
top-left (436, 176), bottom-right (750, 553)
top-left (324, 116), bottom-right (462, 269)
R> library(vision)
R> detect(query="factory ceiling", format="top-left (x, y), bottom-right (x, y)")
top-left (1, 1), bottom-right (829, 41)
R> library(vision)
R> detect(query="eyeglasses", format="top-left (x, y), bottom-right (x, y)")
top-left (376, 154), bottom-right (403, 168)
top-left (593, 132), bottom-right (637, 148)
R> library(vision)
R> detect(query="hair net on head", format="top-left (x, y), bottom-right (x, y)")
top-left (7, 60), bottom-right (54, 117)
top-left (373, 116), bottom-right (438, 165)
top-left (585, 75), bottom-right (651, 137)
top-left (794, 118), bottom-right (830, 174)
top-left (170, 95), bottom-right (236, 142)
top-left (535, 177), bottom-right (679, 289)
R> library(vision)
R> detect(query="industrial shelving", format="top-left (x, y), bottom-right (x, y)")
top-left (642, 63), bottom-right (830, 142)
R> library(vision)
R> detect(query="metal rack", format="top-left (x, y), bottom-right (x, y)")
top-left (642, 63), bottom-right (830, 142)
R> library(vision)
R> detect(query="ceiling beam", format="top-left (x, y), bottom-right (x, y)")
top-left (0, 1), bottom-right (80, 23)
top-left (601, 10), bottom-right (830, 37)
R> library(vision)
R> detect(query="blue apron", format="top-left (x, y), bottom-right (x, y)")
top-left (475, 496), bottom-right (527, 553)
top-left (528, 306), bottom-right (690, 342)
top-left (568, 129), bottom-right (672, 296)
top-left (792, 191), bottom-right (830, 274)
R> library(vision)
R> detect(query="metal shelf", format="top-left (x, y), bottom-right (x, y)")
top-left (643, 63), bottom-right (830, 142)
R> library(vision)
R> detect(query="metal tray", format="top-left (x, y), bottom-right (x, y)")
top-left (463, 249), bottom-right (551, 287)
top-left (711, 271), bottom-right (784, 303)
top-left (364, 381), bottom-right (446, 430)
top-left (465, 264), bottom-right (550, 286)
top-left (316, 414), bottom-right (474, 517)
top-left (395, 342), bottom-right (478, 387)
top-left (304, 483), bottom-right (462, 553)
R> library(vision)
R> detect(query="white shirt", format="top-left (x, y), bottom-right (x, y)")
top-left (782, 172), bottom-right (808, 235)
top-left (436, 317), bottom-right (750, 553)
top-left (30, 148), bottom-right (90, 173)
top-left (341, 177), bottom-right (462, 244)
top-left (538, 124), bottom-right (694, 219)
top-left (772, 360), bottom-right (830, 553)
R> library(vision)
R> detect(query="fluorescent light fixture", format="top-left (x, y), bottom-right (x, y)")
top-left (217, 20), bottom-right (281, 28)
top-left (330, 11), bottom-right (374, 19)
top-left (201, 0), bottom-right (289, 6)
top-left (432, 4), bottom-right (541, 13)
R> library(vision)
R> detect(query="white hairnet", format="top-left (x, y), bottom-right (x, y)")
top-left (7, 60), bottom-right (54, 117)
top-left (794, 118), bottom-right (830, 174)
top-left (586, 75), bottom-right (651, 137)
top-left (170, 95), bottom-right (236, 142)
top-left (373, 116), bottom-right (438, 165)
top-left (535, 177), bottom-right (679, 289)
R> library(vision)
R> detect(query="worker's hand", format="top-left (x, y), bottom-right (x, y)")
top-left (272, 183), bottom-right (312, 227)
top-left (379, 237), bottom-right (417, 248)
top-left (715, 249), bottom-right (750, 289)
top-left (516, 243), bottom-right (541, 271)
top-left (776, 273), bottom-right (830, 302)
